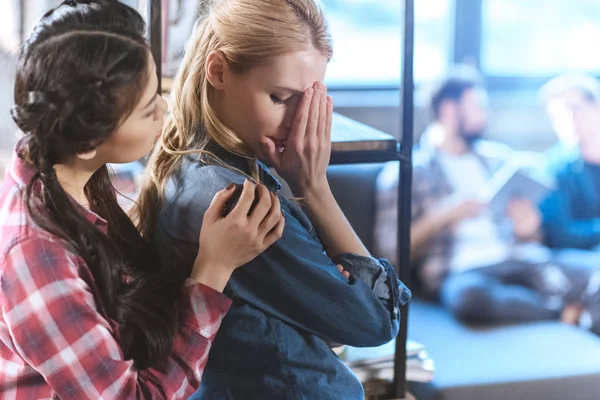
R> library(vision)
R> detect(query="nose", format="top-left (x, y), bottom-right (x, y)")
top-left (283, 101), bottom-right (298, 130)
top-left (158, 95), bottom-right (168, 116)
top-left (283, 111), bottom-right (294, 130)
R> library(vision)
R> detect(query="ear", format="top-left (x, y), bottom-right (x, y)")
top-left (206, 50), bottom-right (228, 90)
top-left (76, 149), bottom-right (97, 161)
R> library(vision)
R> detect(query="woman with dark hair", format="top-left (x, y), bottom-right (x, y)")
top-left (0, 1), bottom-right (284, 399)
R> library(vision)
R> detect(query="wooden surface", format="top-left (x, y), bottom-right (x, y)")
top-left (161, 77), bottom-right (399, 155)
top-left (330, 112), bottom-right (398, 153)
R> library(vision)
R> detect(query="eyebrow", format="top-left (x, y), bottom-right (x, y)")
top-left (273, 86), bottom-right (303, 96)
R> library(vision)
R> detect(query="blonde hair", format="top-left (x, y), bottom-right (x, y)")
top-left (134, 0), bottom-right (333, 236)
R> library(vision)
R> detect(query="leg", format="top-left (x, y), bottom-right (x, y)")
top-left (440, 268), bottom-right (562, 324)
top-left (551, 249), bottom-right (600, 303)
top-left (551, 250), bottom-right (600, 334)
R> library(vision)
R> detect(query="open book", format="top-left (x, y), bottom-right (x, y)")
top-left (478, 157), bottom-right (552, 215)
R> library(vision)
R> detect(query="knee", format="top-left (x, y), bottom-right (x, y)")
top-left (444, 280), bottom-right (492, 322)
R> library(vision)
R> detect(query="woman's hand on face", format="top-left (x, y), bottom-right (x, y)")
top-left (190, 180), bottom-right (285, 292)
top-left (261, 81), bottom-right (333, 198)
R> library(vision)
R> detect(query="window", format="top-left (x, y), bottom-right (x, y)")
top-left (322, 0), bottom-right (453, 88)
top-left (482, 0), bottom-right (600, 76)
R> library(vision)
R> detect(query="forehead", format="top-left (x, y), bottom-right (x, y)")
top-left (547, 88), bottom-right (597, 114)
top-left (558, 88), bottom-right (593, 105)
top-left (248, 49), bottom-right (328, 91)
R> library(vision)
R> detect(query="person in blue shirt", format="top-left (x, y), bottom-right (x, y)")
top-left (134, 1), bottom-right (411, 399)
top-left (539, 73), bottom-right (600, 250)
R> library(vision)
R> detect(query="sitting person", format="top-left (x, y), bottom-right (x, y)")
top-left (375, 66), bottom-right (600, 332)
top-left (135, 0), bottom-right (411, 399)
top-left (538, 74), bottom-right (600, 250)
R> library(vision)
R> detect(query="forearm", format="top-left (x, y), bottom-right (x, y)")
top-left (302, 184), bottom-right (369, 258)
top-left (411, 211), bottom-right (449, 259)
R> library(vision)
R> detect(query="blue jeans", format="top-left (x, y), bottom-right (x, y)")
top-left (441, 250), bottom-right (600, 332)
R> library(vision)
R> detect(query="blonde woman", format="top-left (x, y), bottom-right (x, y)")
top-left (137, 0), bottom-right (411, 398)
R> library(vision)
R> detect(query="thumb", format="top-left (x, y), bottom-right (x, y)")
top-left (204, 184), bottom-right (236, 223)
top-left (261, 138), bottom-right (282, 170)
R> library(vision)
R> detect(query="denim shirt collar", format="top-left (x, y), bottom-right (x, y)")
top-left (202, 141), bottom-right (282, 193)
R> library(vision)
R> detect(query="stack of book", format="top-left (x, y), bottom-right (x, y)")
top-left (341, 339), bottom-right (434, 383)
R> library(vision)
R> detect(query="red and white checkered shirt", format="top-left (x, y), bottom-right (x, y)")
top-left (0, 149), bottom-right (231, 399)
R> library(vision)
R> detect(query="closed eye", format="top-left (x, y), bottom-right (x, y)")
top-left (270, 95), bottom-right (291, 105)
top-left (144, 104), bottom-right (157, 119)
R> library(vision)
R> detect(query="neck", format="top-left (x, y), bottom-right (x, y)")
top-left (429, 122), bottom-right (469, 155)
top-left (53, 161), bottom-right (99, 209)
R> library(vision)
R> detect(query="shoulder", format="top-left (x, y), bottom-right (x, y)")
top-left (0, 175), bottom-right (59, 263)
top-left (2, 236), bottom-right (81, 294)
top-left (412, 146), bottom-right (436, 174)
top-left (473, 139), bottom-right (514, 162)
top-left (167, 156), bottom-right (247, 210)
top-left (157, 157), bottom-right (247, 241)
top-left (554, 158), bottom-right (585, 183)
top-left (377, 161), bottom-right (399, 191)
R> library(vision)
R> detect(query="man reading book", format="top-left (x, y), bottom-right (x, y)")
top-left (375, 67), bottom-right (600, 332)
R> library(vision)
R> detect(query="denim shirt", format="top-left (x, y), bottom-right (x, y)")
top-left (152, 144), bottom-right (411, 400)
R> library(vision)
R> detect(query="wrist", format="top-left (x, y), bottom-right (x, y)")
top-left (190, 257), bottom-right (233, 293)
top-left (297, 179), bottom-right (331, 202)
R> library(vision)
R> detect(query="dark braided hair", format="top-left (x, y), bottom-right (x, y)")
top-left (10, 0), bottom-right (180, 369)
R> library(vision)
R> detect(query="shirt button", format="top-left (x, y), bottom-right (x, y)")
top-left (393, 308), bottom-right (399, 316)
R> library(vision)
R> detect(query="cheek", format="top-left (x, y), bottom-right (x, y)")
top-left (582, 110), bottom-right (599, 129)
top-left (103, 120), bottom-right (159, 162)
top-left (244, 98), bottom-right (286, 136)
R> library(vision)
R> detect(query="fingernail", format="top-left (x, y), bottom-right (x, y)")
top-left (226, 183), bottom-right (235, 190)
top-left (306, 88), bottom-right (314, 96)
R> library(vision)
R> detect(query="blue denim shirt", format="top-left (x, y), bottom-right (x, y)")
top-left (152, 144), bottom-right (411, 400)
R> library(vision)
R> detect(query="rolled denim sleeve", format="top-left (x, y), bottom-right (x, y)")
top-left (331, 252), bottom-right (411, 318)
top-left (223, 197), bottom-right (411, 348)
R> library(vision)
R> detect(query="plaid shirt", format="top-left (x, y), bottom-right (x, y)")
top-left (0, 150), bottom-right (231, 399)
top-left (374, 125), bottom-right (511, 296)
